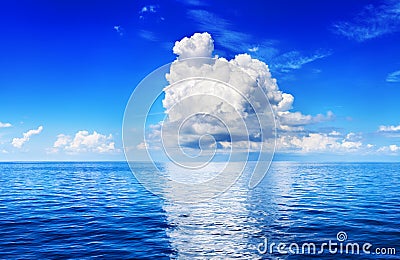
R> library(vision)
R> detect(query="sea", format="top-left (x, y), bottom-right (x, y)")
top-left (0, 162), bottom-right (398, 259)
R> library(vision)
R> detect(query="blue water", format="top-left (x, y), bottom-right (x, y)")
top-left (0, 162), bottom-right (399, 259)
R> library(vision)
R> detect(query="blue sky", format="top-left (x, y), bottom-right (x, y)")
top-left (1, 0), bottom-right (400, 161)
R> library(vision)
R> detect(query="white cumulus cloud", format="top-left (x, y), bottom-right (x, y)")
top-left (12, 126), bottom-right (43, 148)
top-left (52, 131), bottom-right (117, 154)
top-left (142, 32), bottom-right (334, 153)
top-left (173, 32), bottom-right (214, 59)
top-left (139, 32), bottom-right (400, 158)
top-left (0, 122), bottom-right (12, 128)
top-left (378, 124), bottom-right (400, 132)
top-left (277, 111), bottom-right (334, 131)
top-left (377, 144), bottom-right (400, 153)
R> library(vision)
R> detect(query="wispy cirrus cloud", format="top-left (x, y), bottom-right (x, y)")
top-left (187, 10), bottom-right (250, 50)
top-left (175, 0), bottom-right (207, 7)
top-left (271, 50), bottom-right (332, 72)
top-left (187, 9), bottom-right (278, 59)
top-left (138, 29), bottom-right (158, 41)
top-left (332, 1), bottom-right (400, 42)
top-left (187, 9), bottom-right (330, 71)
top-left (386, 70), bottom-right (400, 82)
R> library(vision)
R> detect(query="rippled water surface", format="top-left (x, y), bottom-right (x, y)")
top-left (0, 162), bottom-right (399, 259)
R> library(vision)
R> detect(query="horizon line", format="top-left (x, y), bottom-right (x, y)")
top-left (0, 160), bottom-right (398, 163)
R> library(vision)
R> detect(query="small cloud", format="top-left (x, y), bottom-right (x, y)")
top-left (386, 70), bottom-right (400, 82)
top-left (136, 142), bottom-right (148, 150)
top-left (140, 5), bottom-right (158, 14)
top-left (329, 130), bottom-right (341, 136)
top-left (139, 5), bottom-right (164, 21)
top-left (12, 126), bottom-right (43, 148)
top-left (113, 25), bottom-right (124, 36)
top-left (51, 130), bottom-right (118, 154)
top-left (277, 111), bottom-right (334, 131)
top-left (378, 124), bottom-right (400, 132)
top-left (377, 144), bottom-right (400, 153)
top-left (248, 46), bottom-right (259, 52)
top-left (332, 1), bottom-right (400, 42)
top-left (136, 140), bottom-right (161, 150)
top-left (389, 144), bottom-right (399, 152)
top-left (0, 122), bottom-right (12, 128)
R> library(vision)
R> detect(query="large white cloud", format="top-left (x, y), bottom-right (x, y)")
top-left (137, 32), bottom-right (353, 159)
top-left (127, 32), bottom-right (399, 159)
top-left (11, 126), bottom-right (43, 148)
top-left (51, 130), bottom-right (117, 154)
top-left (158, 32), bottom-right (334, 152)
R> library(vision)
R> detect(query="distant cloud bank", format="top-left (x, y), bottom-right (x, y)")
top-left (50, 130), bottom-right (117, 154)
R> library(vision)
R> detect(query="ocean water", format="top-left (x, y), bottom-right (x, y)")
top-left (0, 162), bottom-right (399, 259)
